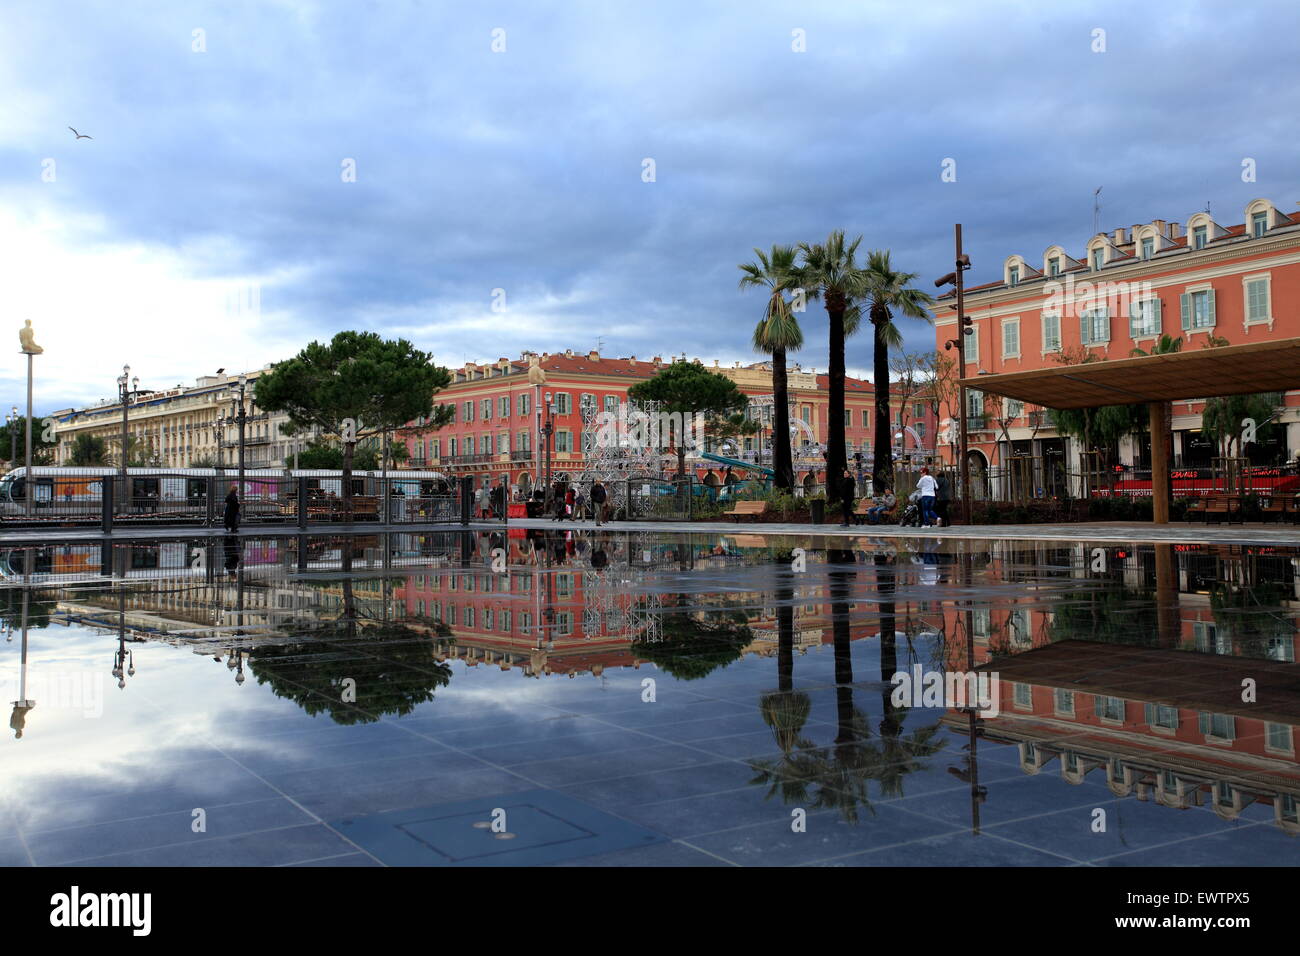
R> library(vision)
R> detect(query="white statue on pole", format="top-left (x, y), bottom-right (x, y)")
top-left (19, 320), bottom-right (43, 355)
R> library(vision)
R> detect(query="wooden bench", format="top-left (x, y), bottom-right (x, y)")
top-left (725, 500), bottom-right (769, 522)
top-left (853, 499), bottom-right (896, 525)
top-left (1202, 495), bottom-right (1240, 524)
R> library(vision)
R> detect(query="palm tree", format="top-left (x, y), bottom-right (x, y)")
top-left (69, 434), bottom-right (108, 466)
top-left (861, 250), bottom-right (935, 494)
top-left (739, 245), bottom-right (803, 491)
top-left (797, 231), bottom-right (868, 504)
top-left (1128, 333), bottom-right (1183, 358)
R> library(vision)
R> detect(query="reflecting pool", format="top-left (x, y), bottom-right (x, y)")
top-left (1, 529), bottom-right (1298, 866)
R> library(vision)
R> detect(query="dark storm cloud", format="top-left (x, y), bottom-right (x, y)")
top-left (3, 0), bottom-right (1299, 411)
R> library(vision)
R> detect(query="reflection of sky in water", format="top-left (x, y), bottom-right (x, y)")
top-left (0, 532), bottom-right (1297, 865)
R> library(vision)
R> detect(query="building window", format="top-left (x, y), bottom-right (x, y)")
top-left (555, 393), bottom-right (572, 415)
top-left (1198, 712), bottom-right (1235, 741)
top-left (844, 409), bottom-right (852, 427)
top-left (861, 409), bottom-right (870, 428)
top-left (518, 393), bottom-right (531, 416)
top-left (1252, 211), bottom-right (1268, 237)
top-left (497, 433), bottom-right (509, 453)
top-left (603, 395), bottom-right (618, 412)
top-left (463, 435), bottom-right (475, 455)
top-left (1129, 298), bottom-right (1160, 338)
top-left (1266, 722), bottom-right (1294, 754)
top-left (1054, 689), bottom-right (1075, 716)
top-left (463, 401), bottom-right (474, 422)
top-left (1013, 682), bottom-right (1033, 710)
top-left (518, 431), bottom-right (530, 452)
top-left (1244, 276), bottom-right (1271, 325)
top-left (1002, 319), bottom-right (1020, 358)
top-left (481, 398), bottom-right (492, 420)
top-left (1180, 289), bottom-right (1216, 330)
top-left (499, 396), bottom-right (510, 418)
top-left (1041, 312), bottom-right (1061, 352)
top-left (555, 430), bottom-right (572, 452)
top-left (966, 389), bottom-right (983, 419)
top-left (1008, 265), bottom-right (1019, 286)
top-left (1006, 398), bottom-right (1024, 419)
top-left (1091, 247), bottom-right (1104, 271)
top-left (1140, 237), bottom-right (1154, 260)
top-left (1095, 696), bottom-right (1125, 722)
top-left (413, 440), bottom-right (424, 459)
top-left (1048, 257), bottom-right (1060, 277)
top-left (801, 406), bottom-right (811, 424)
top-left (963, 327), bottom-right (978, 364)
top-left (1080, 307), bottom-right (1110, 345)
top-left (1192, 225), bottom-right (1207, 249)
top-left (430, 439), bottom-right (440, 460)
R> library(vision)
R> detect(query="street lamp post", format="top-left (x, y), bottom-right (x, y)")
top-left (7, 408), bottom-right (16, 467)
top-left (936, 224), bottom-right (973, 523)
top-left (231, 373), bottom-right (248, 491)
top-left (117, 365), bottom-right (138, 511)
top-left (540, 391), bottom-right (556, 512)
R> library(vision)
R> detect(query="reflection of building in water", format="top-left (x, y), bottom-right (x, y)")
top-left (945, 640), bottom-right (1300, 834)
top-left (941, 542), bottom-right (1299, 669)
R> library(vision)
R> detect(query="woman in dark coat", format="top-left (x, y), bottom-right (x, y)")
top-left (223, 484), bottom-right (240, 532)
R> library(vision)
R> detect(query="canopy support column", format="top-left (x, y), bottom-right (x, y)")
top-left (1150, 402), bottom-right (1170, 524)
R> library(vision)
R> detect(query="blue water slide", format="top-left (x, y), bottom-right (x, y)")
top-left (699, 452), bottom-right (775, 478)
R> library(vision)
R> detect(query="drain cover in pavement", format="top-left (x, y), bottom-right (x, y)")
top-left (332, 790), bottom-right (664, 866)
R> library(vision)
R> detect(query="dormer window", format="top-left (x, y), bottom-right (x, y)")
top-left (1140, 237), bottom-right (1154, 260)
top-left (1048, 257), bottom-right (1060, 277)
top-left (1252, 211), bottom-right (1268, 237)
top-left (1091, 248), bottom-right (1104, 271)
top-left (1193, 225), bottom-right (1207, 249)
top-left (1008, 265), bottom-right (1019, 286)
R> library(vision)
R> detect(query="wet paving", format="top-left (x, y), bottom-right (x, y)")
top-left (1, 529), bottom-right (1298, 866)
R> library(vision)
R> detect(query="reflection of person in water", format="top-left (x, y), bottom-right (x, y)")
top-left (223, 535), bottom-right (241, 572)
top-left (590, 542), bottom-right (608, 568)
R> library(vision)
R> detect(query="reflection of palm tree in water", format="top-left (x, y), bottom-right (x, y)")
top-left (751, 550), bottom-right (944, 820)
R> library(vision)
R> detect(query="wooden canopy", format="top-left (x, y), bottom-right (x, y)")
top-left (957, 337), bottom-right (1300, 523)
top-left (961, 337), bottom-right (1300, 410)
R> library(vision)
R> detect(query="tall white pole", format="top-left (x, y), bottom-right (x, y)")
top-left (25, 353), bottom-right (33, 518)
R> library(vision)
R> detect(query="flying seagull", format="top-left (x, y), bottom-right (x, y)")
top-left (216, 368), bottom-right (225, 374)
top-left (68, 127), bottom-right (92, 139)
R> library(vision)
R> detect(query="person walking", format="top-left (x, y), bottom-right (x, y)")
top-left (934, 471), bottom-right (951, 527)
top-left (564, 486), bottom-right (576, 521)
top-left (837, 468), bottom-right (856, 527)
top-left (916, 466), bottom-right (938, 528)
top-left (590, 480), bottom-right (608, 526)
top-left (223, 484), bottom-right (240, 533)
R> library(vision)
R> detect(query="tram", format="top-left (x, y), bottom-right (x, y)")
top-left (0, 466), bottom-right (452, 519)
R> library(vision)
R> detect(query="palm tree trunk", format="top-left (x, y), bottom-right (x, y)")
top-left (771, 347), bottom-right (794, 490)
top-left (872, 308), bottom-right (891, 495)
top-left (827, 299), bottom-right (847, 502)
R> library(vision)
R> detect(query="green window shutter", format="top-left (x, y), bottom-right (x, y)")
top-left (1198, 712), bottom-right (1211, 734)
top-left (1143, 702), bottom-right (1154, 725)
top-left (1206, 290), bottom-right (1216, 326)
top-left (1099, 307), bottom-right (1110, 342)
top-left (1128, 301), bottom-right (1139, 337)
top-left (1080, 312), bottom-right (1091, 345)
top-left (1152, 297), bottom-right (1162, 332)
top-left (1180, 293), bottom-right (1191, 330)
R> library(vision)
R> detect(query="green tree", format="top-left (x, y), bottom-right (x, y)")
top-left (253, 332), bottom-right (451, 519)
top-left (796, 231), bottom-right (868, 501)
top-left (862, 250), bottom-right (935, 493)
top-left (0, 417), bottom-right (57, 468)
top-left (627, 360), bottom-right (749, 477)
top-left (739, 244), bottom-right (804, 491)
top-left (68, 433), bottom-right (108, 466)
top-left (1202, 392), bottom-right (1282, 458)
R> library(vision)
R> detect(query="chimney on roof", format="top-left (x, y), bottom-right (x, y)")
top-left (629, 354), bottom-right (636, 362)
top-left (1168, 221), bottom-right (1182, 238)
top-left (1112, 226), bottom-right (1127, 245)
top-left (1151, 220), bottom-right (1166, 238)
top-left (588, 349), bottom-right (599, 361)
top-left (652, 355), bottom-right (662, 366)
top-left (565, 348), bottom-right (573, 357)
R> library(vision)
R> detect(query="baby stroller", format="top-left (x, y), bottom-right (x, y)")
top-left (898, 490), bottom-right (923, 527)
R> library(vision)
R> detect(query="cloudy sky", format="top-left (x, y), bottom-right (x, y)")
top-left (3, 0), bottom-right (1298, 414)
